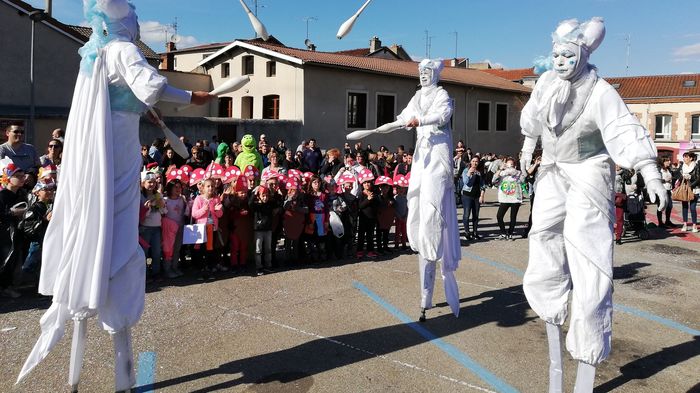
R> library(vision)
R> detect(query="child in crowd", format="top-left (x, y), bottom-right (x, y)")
top-left (264, 173), bottom-right (285, 267)
top-left (191, 178), bottom-right (224, 280)
top-left (305, 176), bottom-right (329, 262)
top-left (375, 176), bottom-right (395, 255)
top-left (250, 185), bottom-right (275, 275)
top-left (161, 179), bottom-right (187, 278)
top-left (140, 171), bottom-right (166, 280)
top-left (393, 174), bottom-right (409, 250)
top-left (18, 180), bottom-right (55, 281)
top-left (228, 176), bottom-right (252, 273)
top-left (334, 173), bottom-right (358, 258)
top-left (282, 178), bottom-right (307, 264)
top-left (357, 169), bottom-right (378, 258)
top-left (0, 161), bottom-right (28, 298)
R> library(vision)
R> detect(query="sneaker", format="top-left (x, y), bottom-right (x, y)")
top-left (615, 239), bottom-right (622, 245)
top-left (356, 251), bottom-right (365, 258)
top-left (1, 288), bottom-right (21, 298)
top-left (497, 234), bottom-right (507, 240)
top-left (366, 251), bottom-right (378, 258)
top-left (693, 225), bottom-right (699, 233)
top-left (510, 235), bottom-right (516, 241)
top-left (682, 223), bottom-right (688, 232)
top-left (256, 270), bottom-right (264, 276)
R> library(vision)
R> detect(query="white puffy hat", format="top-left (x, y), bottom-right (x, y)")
top-left (418, 59), bottom-right (444, 86)
top-left (552, 17), bottom-right (605, 53)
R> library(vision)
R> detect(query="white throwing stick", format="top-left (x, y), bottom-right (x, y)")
top-left (148, 108), bottom-right (190, 159)
top-left (175, 76), bottom-right (250, 112)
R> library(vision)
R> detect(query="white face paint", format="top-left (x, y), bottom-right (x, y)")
top-left (552, 43), bottom-right (579, 80)
top-left (419, 67), bottom-right (433, 87)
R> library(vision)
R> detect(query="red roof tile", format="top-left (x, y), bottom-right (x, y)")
top-left (481, 68), bottom-right (537, 81)
top-left (605, 74), bottom-right (700, 99)
top-left (239, 41), bottom-right (531, 94)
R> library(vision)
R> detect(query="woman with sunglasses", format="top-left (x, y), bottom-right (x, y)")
top-left (39, 139), bottom-right (62, 167)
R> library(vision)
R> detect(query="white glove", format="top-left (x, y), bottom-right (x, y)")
top-left (520, 152), bottom-right (532, 173)
top-left (635, 159), bottom-right (666, 212)
top-left (645, 178), bottom-right (668, 212)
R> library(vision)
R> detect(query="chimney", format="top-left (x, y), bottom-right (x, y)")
top-left (45, 0), bottom-right (52, 17)
top-left (160, 42), bottom-right (176, 71)
top-left (369, 36), bottom-right (381, 52)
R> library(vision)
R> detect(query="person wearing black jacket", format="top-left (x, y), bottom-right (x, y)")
top-left (19, 181), bottom-right (54, 279)
top-left (357, 177), bottom-right (379, 258)
top-left (0, 164), bottom-right (28, 298)
top-left (249, 186), bottom-right (275, 274)
top-left (319, 148), bottom-right (343, 178)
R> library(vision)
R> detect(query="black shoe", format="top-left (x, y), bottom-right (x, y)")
top-left (615, 239), bottom-right (622, 245)
top-left (465, 232), bottom-right (473, 240)
top-left (665, 221), bottom-right (677, 228)
top-left (471, 232), bottom-right (481, 240)
top-left (419, 308), bottom-right (426, 322)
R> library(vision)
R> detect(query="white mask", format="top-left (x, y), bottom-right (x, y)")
top-left (552, 43), bottom-right (579, 80)
top-left (419, 68), bottom-right (433, 87)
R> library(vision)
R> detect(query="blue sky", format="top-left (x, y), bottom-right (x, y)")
top-left (29, 0), bottom-right (700, 77)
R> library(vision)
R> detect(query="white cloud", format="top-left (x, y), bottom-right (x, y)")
top-left (479, 59), bottom-right (506, 69)
top-left (673, 42), bottom-right (700, 61)
top-left (139, 20), bottom-right (201, 51)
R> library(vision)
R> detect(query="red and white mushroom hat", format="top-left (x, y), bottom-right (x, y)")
top-left (166, 166), bottom-right (189, 184)
top-left (287, 169), bottom-right (302, 180)
top-left (374, 175), bottom-right (394, 186)
top-left (222, 165), bottom-right (241, 185)
top-left (261, 170), bottom-right (279, 183)
top-left (189, 168), bottom-right (207, 186)
top-left (283, 178), bottom-right (300, 191)
top-left (244, 164), bottom-right (259, 179)
top-left (393, 174), bottom-right (409, 188)
top-left (357, 168), bottom-right (375, 183)
top-left (206, 162), bottom-right (225, 179)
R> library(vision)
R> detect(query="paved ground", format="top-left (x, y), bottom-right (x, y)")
top-left (2, 195), bottom-right (700, 393)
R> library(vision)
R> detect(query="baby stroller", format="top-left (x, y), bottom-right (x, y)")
top-left (623, 193), bottom-right (649, 240)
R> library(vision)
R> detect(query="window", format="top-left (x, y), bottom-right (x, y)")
top-left (496, 103), bottom-right (508, 131)
top-left (347, 92), bottom-right (367, 128)
top-left (683, 80), bottom-right (696, 88)
top-left (266, 61), bottom-right (276, 77)
top-left (376, 94), bottom-right (395, 126)
top-left (655, 115), bottom-right (672, 139)
top-left (477, 102), bottom-right (490, 131)
top-left (241, 96), bottom-right (254, 119)
top-left (242, 55), bottom-right (254, 75)
top-left (173, 58), bottom-right (177, 68)
top-left (221, 62), bottom-right (230, 78)
top-left (692, 115), bottom-right (700, 140)
top-left (218, 97), bottom-right (232, 117)
top-left (263, 95), bottom-right (280, 119)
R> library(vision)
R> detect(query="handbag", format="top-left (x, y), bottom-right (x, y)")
top-left (671, 179), bottom-right (694, 202)
top-left (182, 210), bottom-right (208, 245)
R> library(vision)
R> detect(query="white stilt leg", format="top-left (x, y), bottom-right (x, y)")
top-left (68, 318), bottom-right (88, 392)
top-left (112, 328), bottom-right (135, 392)
top-left (545, 322), bottom-right (563, 393)
top-left (573, 361), bottom-right (596, 393)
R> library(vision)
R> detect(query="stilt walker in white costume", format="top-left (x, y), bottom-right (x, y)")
top-left (348, 59), bottom-right (461, 322)
top-left (519, 17), bottom-right (667, 393)
top-left (16, 0), bottom-right (212, 391)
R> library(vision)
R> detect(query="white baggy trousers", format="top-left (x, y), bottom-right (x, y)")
top-left (523, 165), bottom-right (613, 365)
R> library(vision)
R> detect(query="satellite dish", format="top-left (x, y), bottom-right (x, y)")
top-left (170, 34), bottom-right (181, 44)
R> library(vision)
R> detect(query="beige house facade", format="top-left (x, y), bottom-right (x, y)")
top-left (166, 38), bottom-right (531, 154)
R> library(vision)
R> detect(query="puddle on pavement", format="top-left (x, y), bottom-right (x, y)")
top-left (642, 244), bottom-right (698, 256)
top-left (245, 372), bottom-right (313, 393)
top-left (625, 275), bottom-right (680, 292)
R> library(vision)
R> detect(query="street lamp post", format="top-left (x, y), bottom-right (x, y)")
top-left (28, 10), bottom-right (47, 144)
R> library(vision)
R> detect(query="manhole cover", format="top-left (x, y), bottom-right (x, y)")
top-left (244, 372), bottom-right (313, 393)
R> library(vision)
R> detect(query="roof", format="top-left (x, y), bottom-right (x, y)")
top-left (333, 48), bottom-right (370, 57)
top-left (605, 74), bottom-right (700, 100)
top-left (66, 25), bottom-right (160, 60)
top-left (199, 40), bottom-right (531, 94)
top-left (482, 68), bottom-right (538, 81)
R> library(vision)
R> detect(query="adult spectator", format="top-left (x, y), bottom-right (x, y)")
top-left (275, 139), bottom-right (286, 156)
top-left (148, 138), bottom-right (164, 165)
top-left (394, 151), bottom-right (412, 176)
top-left (656, 157), bottom-right (677, 228)
top-left (208, 136), bottom-right (219, 156)
top-left (40, 139), bottom-right (63, 167)
top-left (179, 136), bottom-right (192, 155)
top-left (354, 142), bottom-right (363, 154)
top-left (679, 152), bottom-right (700, 233)
top-left (343, 142), bottom-right (352, 155)
top-left (259, 133), bottom-right (268, 148)
top-left (320, 148), bottom-right (343, 177)
top-left (461, 156), bottom-right (485, 240)
top-left (492, 157), bottom-right (526, 240)
top-left (160, 146), bottom-right (179, 169)
top-left (396, 145), bottom-right (405, 157)
top-left (52, 128), bottom-right (65, 143)
top-left (141, 145), bottom-right (155, 169)
top-left (259, 143), bottom-right (270, 168)
top-left (231, 141), bottom-right (242, 156)
top-left (294, 151), bottom-right (308, 172)
top-left (0, 124), bottom-right (41, 176)
top-left (281, 149), bottom-right (297, 171)
top-left (303, 138), bottom-right (323, 173)
top-left (262, 150), bottom-right (284, 178)
top-left (455, 140), bottom-right (466, 155)
top-left (186, 146), bottom-right (207, 169)
top-left (296, 139), bottom-right (308, 153)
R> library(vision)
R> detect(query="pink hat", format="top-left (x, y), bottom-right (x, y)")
top-left (261, 170), bottom-right (279, 182)
top-left (39, 164), bottom-right (57, 179)
top-left (374, 176), bottom-right (393, 186)
top-left (276, 173), bottom-right (287, 184)
top-left (244, 164), bottom-right (259, 179)
top-left (222, 165), bottom-right (241, 185)
top-left (189, 168), bottom-right (206, 186)
top-left (338, 172), bottom-right (357, 185)
top-left (357, 168), bottom-right (374, 183)
top-left (206, 162), bottom-right (225, 179)
top-left (166, 166), bottom-right (189, 184)
top-left (234, 175), bottom-right (249, 192)
top-left (284, 178), bottom-right (299, 190)
top-left (287, 169), bottom-right (302, 180)
top-left (393, 174), bottom-right (409, 188)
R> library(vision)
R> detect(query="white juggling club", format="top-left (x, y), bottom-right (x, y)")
top-left (175, 75), bottom-right (250, 112)
top-left (336, 0), bottom-right (372, 39)
top-left (148, 108), bottom-right (190, 159)
top-left (346, 120), bottom-right (404, 140)
top-left (239, 0), bottom-right (269, 40)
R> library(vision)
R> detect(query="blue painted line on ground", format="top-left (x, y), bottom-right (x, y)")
top-left (353, 281), bottom-right (520, 393)
top-left (134, 351), bottom-right (156, 393)
top-left (461, 250), bottom-right (700, 336)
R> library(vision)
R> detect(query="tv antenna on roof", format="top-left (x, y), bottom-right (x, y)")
top-left (303, 16), bottom-right (318, 40)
